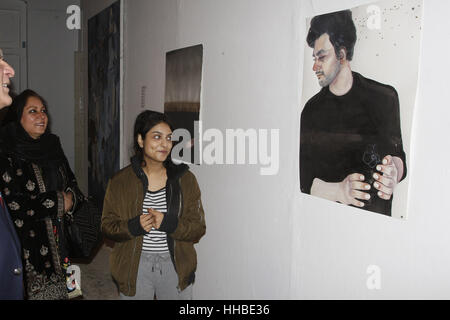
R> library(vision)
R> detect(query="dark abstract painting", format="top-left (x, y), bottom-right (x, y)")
top-left (88, 1), bottom-right (120, 209)
top-left (164, 44), bottom-right (203, 164)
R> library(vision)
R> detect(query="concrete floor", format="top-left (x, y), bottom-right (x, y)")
top-left (76, 244), bottom-right (119, 300)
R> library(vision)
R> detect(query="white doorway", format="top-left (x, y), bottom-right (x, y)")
top-left (0, 0), bottom-right (27, 94)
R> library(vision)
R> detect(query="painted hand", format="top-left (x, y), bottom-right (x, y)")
top-left (337, 173), bottom-right (372, 208)
top-left (373, 155), bottom-right (404, 200)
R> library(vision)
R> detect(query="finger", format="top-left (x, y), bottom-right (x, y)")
top-left (376, 164), bottom-right (396, 177)
top-left (382, 155), bottom-right (393, 166)
top-left (141, 214), bottom-right (153, 221)
top-left (143, 219), bottom-right (154, 228)
top-left (142, 221), bottom-right (151, 228)
top-left (348, 173), bottom-right (365, 182)
top-left (141, 217), bottom-right (153, 227)
top-left (351, 189), bottom-right (371, 201)
top-left (142, 216), bottom-right (153, 223)
top-left (350, 181), bottom-right (371, 191)
top-left (148, 208), bottom-right (163, 215)
top-left (376, 155), bottom-right (395, 175)
top-left (373, 173), bottom-right (395, 189)
top-left (373, 181), bottom-right (393, 196)
top-left (140, 217), bottom-right (153, 229)
top-left (148, 208), bottom-right (162, 217)
top-left (376, 190), bottom-right (392, 201)
top-left (349, 197), bottom-right (365, 208)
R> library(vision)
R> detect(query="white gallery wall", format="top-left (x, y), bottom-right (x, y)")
top-left (123, 0), bottom-right (300, 299)
top-left (120, 0), bottom-right (450, 299)
top-left (27, 0), bottom-right (80, 169)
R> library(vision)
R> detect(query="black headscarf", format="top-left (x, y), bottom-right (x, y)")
top-left (1, 122), bottom-right (65, 164)
top-left (0, 90), bottom-right (67, 191)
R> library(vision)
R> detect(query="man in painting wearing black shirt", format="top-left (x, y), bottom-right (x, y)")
top-left (300, 10), bottom-right (407, 216)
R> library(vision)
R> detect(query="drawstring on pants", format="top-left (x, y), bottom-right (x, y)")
top-left (150, 254), bottom-right (166, 275)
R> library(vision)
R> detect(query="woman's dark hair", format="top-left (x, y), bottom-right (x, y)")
top-left (133, 110), bottom-right (175, 168)
top-left (307, 10), bottom-right (357, 61)
top-left (3, 89), bottom-right (50, 129)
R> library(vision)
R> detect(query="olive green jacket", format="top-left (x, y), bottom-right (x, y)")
top-left (101, 158), bottom-right (206, 295)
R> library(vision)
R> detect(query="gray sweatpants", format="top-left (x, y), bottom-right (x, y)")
top-left (120, 251), bottom-right (192, 300)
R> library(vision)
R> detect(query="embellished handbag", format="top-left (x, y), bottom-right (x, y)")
top-left (65, 196), bottom-right (102, 259)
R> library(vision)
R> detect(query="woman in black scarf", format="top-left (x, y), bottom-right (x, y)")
top-left (0, 89), bottom-right (84, 300)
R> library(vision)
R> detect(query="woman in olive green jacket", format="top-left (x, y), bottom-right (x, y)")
top-left (101, 111), bottom-right (206, 299)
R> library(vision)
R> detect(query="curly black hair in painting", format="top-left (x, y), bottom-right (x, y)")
top-left (307, 9), bottom-right (357, 61)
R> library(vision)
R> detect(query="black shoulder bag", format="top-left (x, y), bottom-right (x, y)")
top-left (65, 196), bottom-right (102, 259)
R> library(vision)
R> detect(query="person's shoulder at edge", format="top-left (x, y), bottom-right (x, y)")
top-left (179, 169), bottom-right (197, 186)
top-left (353, 71), bottom-right (399, 101)
top-left (109, 164), bottom-right (134, 183)
top-left (0, 122), bottom-right (7, 153)
top-left (0, 127), bottom-right (9, 161)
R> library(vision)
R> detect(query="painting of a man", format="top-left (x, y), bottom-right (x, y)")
top-left (299, 10), bottom-right (407, 217)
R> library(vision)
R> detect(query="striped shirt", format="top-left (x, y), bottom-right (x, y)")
top-left (142, 188), bottom-right (169, 253)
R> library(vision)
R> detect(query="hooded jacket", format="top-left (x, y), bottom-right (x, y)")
top-left (101, 156), bottom-right (206, 295)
